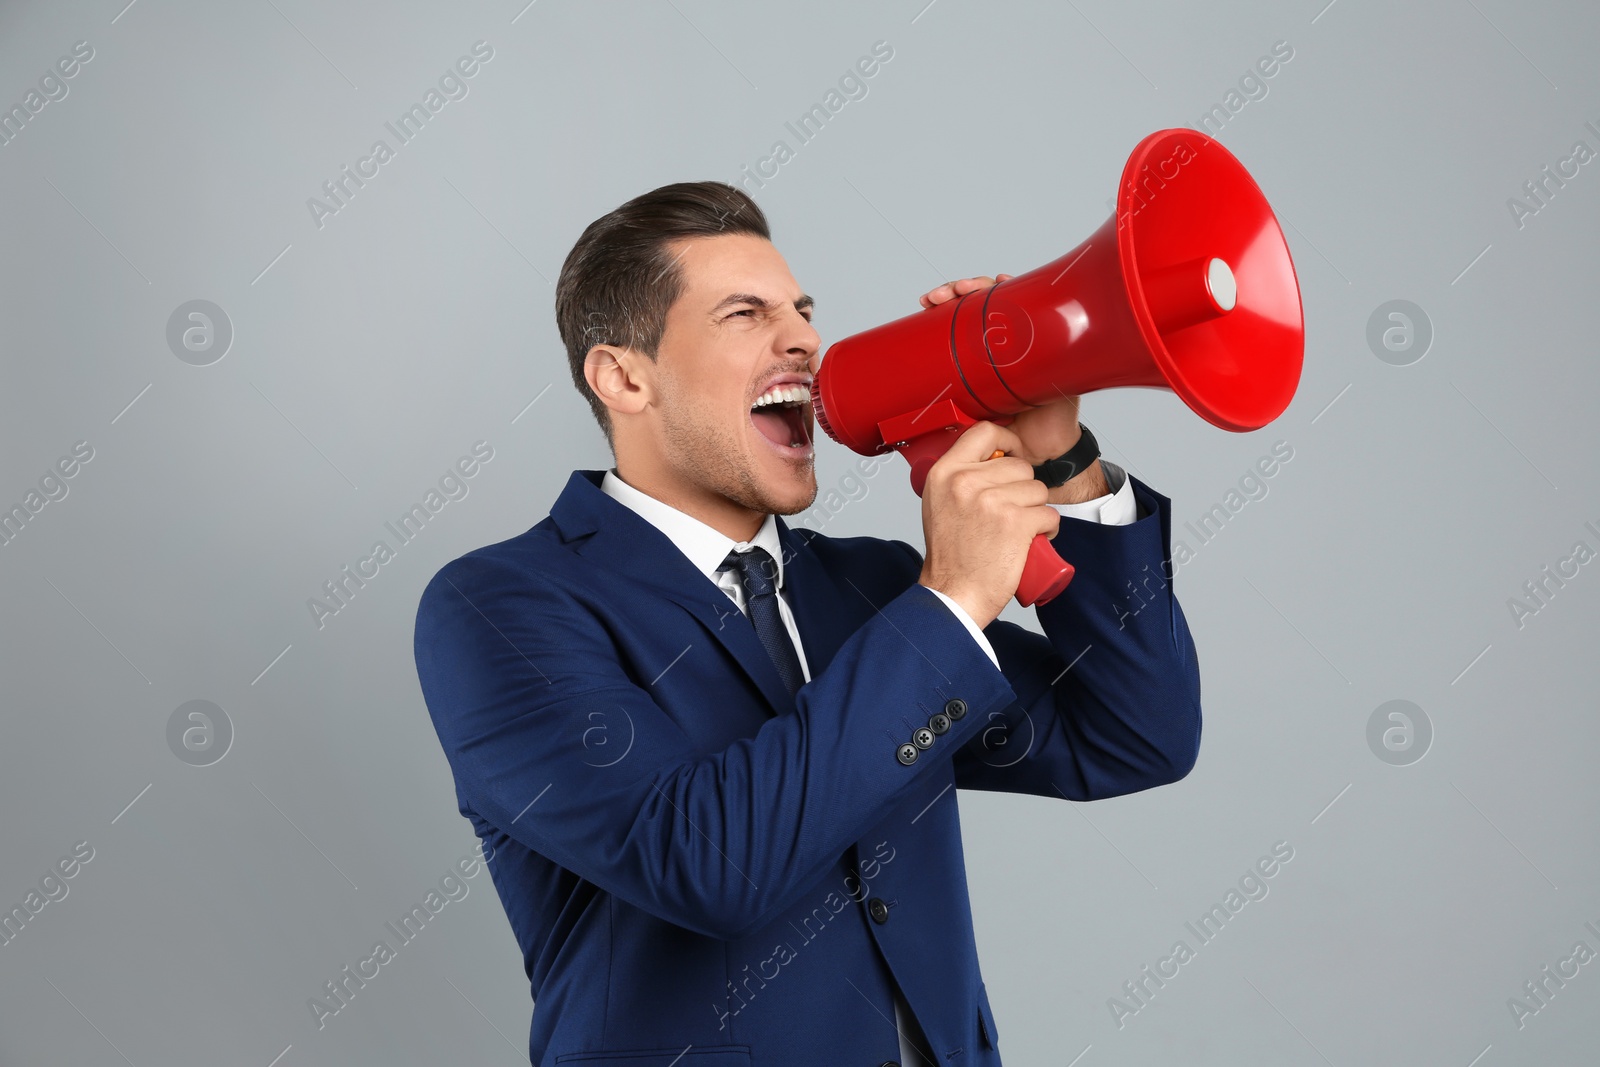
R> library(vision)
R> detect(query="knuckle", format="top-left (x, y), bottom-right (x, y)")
top-left (1002, 457), bottom-right (1034, 480)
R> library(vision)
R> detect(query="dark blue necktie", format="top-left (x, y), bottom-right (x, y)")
top-left (719, 546), bottom-right (805, 697)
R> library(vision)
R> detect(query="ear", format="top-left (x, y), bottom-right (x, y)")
top-left (584, 344), bottom-right (655, 419)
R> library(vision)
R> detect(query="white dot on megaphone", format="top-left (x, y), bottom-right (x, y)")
top-left (1207, 258), bottom-right (1237, 311)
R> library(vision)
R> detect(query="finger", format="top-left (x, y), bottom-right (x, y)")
top-left (953, 455), bottom-right (1037, 493)
top-left (944, 420), bottom-right (1025, 464)
top-left (983, 452), bottom-right (1039, 482)
top-left (1032, 502), bottom-right (1063, 539)
top-left (949, 276), bottom-right (996, 297)
top-left (985, 483), bottom-right (1061, 527)
top-left (984, 474), bottom-right (1053, 507)
top-left (921, 275), bottom-right (1009, 309)
top-left (919, 281), bottom-right (956, 308)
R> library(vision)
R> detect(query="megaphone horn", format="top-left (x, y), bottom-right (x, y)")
top-left (810, 128), bottom-right (1304, 606)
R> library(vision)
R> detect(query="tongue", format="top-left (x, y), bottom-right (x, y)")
top-left (752, 407), bottom-right (794, 446)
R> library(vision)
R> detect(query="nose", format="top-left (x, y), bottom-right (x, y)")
top-left (782, 307), bottom-right (821, 362)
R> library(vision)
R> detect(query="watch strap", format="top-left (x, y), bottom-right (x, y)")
top-left (1032, 423), bottom-right (1100, 488)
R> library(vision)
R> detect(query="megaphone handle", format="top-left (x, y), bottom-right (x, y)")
top-left (1017, 534), bottom-right (1076, 607)
top-left (890, 424), bottom-right (1078, 610)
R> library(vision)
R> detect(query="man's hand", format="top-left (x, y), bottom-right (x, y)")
top-left (916, 274), bottom-right (1015, 310)
top-left (917, 420), bottom-right (1061, 629)
top-left (918, 275), bottom-right (1109, 502)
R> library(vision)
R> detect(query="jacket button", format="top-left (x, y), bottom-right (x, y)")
top-left (928, 712), bottom-right (951, 735)
top-left (945, 697), bottom-right (967, 720)
top-left (912, 727), bottom-right (935, 749)
top-left (880, 1062), bottom-right (899, 1067)
top-left (896, 743), bottom-right (919, 766)
top-left (868, 897), bottom-right (890, 924)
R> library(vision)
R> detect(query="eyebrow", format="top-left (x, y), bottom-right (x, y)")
top-left (710, 292), bottom-right (815, 316)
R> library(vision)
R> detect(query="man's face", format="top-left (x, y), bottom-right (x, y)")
top-left (645, 233), bottom-right (822, 517)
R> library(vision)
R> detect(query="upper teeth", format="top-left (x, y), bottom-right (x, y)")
top-left (751, 383), bottom-right (810, 409)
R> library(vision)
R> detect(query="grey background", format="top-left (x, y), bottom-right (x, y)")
top-left (2, 0), bottom-right (1597, 1063)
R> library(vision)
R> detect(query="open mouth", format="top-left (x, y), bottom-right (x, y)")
top-left (750, 382), bottom-right (813, 456)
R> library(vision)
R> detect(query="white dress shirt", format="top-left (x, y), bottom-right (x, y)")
top-left (599, 458), bottom-right (1134, 1065)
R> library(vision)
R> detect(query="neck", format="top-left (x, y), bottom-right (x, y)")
top-left (612, 457), bottom-right (764, 543)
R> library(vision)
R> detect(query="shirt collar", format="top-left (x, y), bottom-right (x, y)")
top-left (600, 468), bottom-right (787, 590)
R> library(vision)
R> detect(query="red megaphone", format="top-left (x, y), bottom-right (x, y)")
top-left (809, 128), bottom-right (1304, 607)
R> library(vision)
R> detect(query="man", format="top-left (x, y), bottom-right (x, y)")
top-left (413, 181), bottom-right (1201, 1066)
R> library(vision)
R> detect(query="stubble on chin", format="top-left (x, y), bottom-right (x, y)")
top-left (663, 403), bottom-right (817, 518)
top-left (709, 448), bottom-right (819, 519)
top-left (761, 462), bottom-right (818, 517)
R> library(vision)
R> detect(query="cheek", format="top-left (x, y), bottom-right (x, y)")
top-left (679, 372), bottom-right (748, 429)
top-left (660, 378), bottom-right (741, 448)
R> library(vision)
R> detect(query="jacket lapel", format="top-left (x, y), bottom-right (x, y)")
top-left (776, 519), bottom-right (861, 683)
top-left (549, 471), bottom-right (799, 718)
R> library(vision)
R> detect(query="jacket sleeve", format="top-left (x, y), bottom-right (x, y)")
top-left (947, 474), bottom-right (1203, 800)
top-left (413, 556), bottom-right (1019, 942)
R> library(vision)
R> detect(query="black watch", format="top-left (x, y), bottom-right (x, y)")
top-left (1032, 424), bottom-right (1100, 488)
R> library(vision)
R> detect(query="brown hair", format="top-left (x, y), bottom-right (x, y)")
top-left (555, 181), bottom-right (770, 446)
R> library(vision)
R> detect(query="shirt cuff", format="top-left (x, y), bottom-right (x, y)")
top-left (1052, 459), bottom-right (1137, 525)
top-left (926, 587), bottom-right (1000, 669)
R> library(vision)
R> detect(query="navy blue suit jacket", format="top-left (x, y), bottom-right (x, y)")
top-left (413, 468), bottom-right (1201, 1066)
